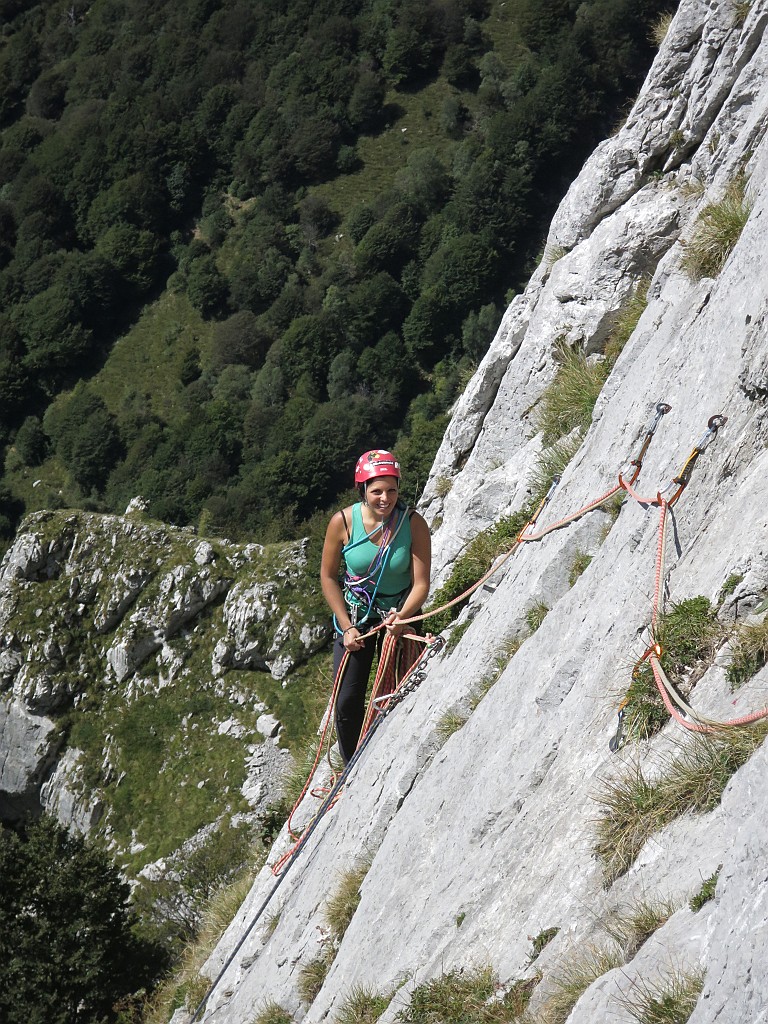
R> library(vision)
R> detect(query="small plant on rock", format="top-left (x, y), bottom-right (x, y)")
top-left (681, 173), bottom-right (752, 280)
top-left (298, 948), bottom-right (334, 1005)
top-left (689, 866), bottom-right (721, 912)
top-left (397, 965), bottom-right (536, 1024)
top-left (650, 11), bottom-right (674, 46)
top-left (325, 856), bottom-right (373, 944)
top-left (568, 550), bottom-right (592, 587)
top-left (537, 342), bottom-right (611, 447)
top-left (617, 964), bottom-right (705, 1023)
top-left (525, 602), bottom-right (549, 635)
top-left (604, 897), bottom-right (677, 958)
top-left (726, 616), bottom-right (768, 688)
top-left (334, 985), bottom-right (392, 1024)
top-left (526, 927), bottom-right (560, 965)
top-left (250, 1001), bottom-right (295, 1024)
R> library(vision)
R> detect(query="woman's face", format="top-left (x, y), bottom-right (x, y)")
top-left (365, 476), bottom-right (399, 517)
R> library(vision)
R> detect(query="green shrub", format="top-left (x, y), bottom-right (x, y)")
top-left (681, 174), bottom-right (752, 280)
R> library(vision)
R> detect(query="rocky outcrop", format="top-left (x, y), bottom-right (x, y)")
top-left (0, 509), bottom-right (329, 862)
top-left (195, 4), bottom-right (768, 1024)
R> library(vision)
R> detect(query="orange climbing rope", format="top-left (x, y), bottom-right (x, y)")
top-left (615, 414), bottom-right (768, 738)
top-left (271, 629), bottom-right (435, 875)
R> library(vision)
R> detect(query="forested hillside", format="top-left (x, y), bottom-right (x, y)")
top-left (1, 0), bottom-right (669, 547)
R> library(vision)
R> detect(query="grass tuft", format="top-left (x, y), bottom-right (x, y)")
top-left (617, 965), bottom-right (705, 1023)
top-left (650, 11), bottom-right (674, 46)
top-left (334, 985), bottom-right (392, 1024)
top-left (568, 550), bottom-right (593, 587)
top-left (532, 944), bottom-right (624, 1024)
top-left (298, 949), bottom-right (334, 1006)
top-left (604, 897), bottom-right (677, 959)
top-left (537, 343), bottom-right (611, 448)
top-left (689, 866), bottom-right (720, 912)
top-left (605, 277), bottom-right (650, 363)
top-left (526, 927), bottom-right (559, 965)
top-left (398, 965), bottom-right (536, 1024)
top-left (681, 174), bottom-right (752, 280)
top-left (250, 1001), bottom-right (295, 1024)
top-left (594, 723), bottom-right (768, 883)
top-left (325, 856), bottom-right (373, 944)
top-left (524, 602), bottom-right (549, 635)
top-left (726, 616), bottom-right (768, 688)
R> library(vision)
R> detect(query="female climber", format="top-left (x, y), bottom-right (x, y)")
top-left (320, 449), bottom-right (431, 763)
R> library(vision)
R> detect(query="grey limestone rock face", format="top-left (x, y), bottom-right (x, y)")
top-left (195, 5), bottom-right (768, 1024)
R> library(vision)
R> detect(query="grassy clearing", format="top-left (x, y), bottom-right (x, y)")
top-left (726, 616), bottom-right (768, 688)
top-left (593, 722), bottom-right (768, 884)
top-left (398, 965), bottom-right (537, 1024)
top-left (681, 174), bottom-right (752, 280)
top-left (617, 965), bottom-right (705, 1023)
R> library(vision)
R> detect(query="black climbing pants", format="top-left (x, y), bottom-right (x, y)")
top-left (333, 629), bottom-right (382, 765)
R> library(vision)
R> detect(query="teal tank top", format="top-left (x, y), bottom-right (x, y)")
top-left (343, 503), bottom-right (413, 604)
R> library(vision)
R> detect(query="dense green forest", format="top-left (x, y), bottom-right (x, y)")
top-left (0, 0), bottom-right (670, 547)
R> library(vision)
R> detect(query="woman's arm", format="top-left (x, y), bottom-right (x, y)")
top-left (385, 511), bottom-right (431, 632)
top-left (320, 509), bottom-right (365, 649)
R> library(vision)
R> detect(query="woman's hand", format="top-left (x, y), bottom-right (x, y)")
top-left (342, 626), bottom-right (364, 651)
top-left (383, 611), bottom-right (406, 637)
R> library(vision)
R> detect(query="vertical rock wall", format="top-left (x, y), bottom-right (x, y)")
top-left (197, 4), bottom-right (768, 1024)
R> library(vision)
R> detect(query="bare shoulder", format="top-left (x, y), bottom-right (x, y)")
top-left (326, 506), bottom-right (354, 541)
top-left (408, 510), bottom-right (431, 539)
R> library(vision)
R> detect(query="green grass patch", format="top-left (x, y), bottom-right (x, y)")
top-left (427, 505), bottom-right (535, 632)
top-left (689, 866), bottom-right (720, 912)
top-left (594, 722), bottom-right (768, 884)
top-left (333, 985), bottom-right (393, 1024)
top-left (524, 601), bottom-right (549, 635)
top-left (681, 173), bottom-right (752, 280)
top-left (398, 965), bottom-right (536, 1024)
top-left (605, 277), bottom-right (650, 363)
top-left (617, 965), bottom-right (705, 1024)
top-left (95, 291), bottom-right (212, 422)
top-left (537, 342), bottom-right (611, 448)
top-left (621, 597), bottom-right (725, 744)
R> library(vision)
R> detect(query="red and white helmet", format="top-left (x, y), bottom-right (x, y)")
top-left (354, 449), bottom-right (401, 484)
